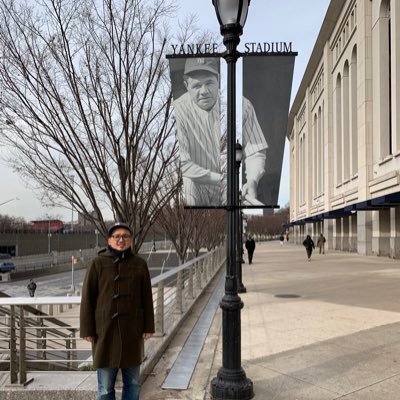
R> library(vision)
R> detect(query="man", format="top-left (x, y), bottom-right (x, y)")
top-left (173, 57), bottom-right (223, 206)
top-left (303, 235), bottom-right (315, 261)
top-left (80, 222), bottom-right (154, 400)
top-left (317, 233), bottom-right (326, 254)
top-left (245, 236), bottom-right (256, 264)
top-left (27, 279), bottom-right (37, 297)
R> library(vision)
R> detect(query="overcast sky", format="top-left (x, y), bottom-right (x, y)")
top-left (0, 0), bottom-right (330, 221)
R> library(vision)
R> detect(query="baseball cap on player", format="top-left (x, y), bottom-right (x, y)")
top-left (108, 222), bottom-right (132, 237)
top-left (184, 58), bottom-right (219, 76)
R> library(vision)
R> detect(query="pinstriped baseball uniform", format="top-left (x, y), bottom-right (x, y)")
top-left (174, 91), bottom-right (222, 206)
top-left (242, 97), bottom-right (268, 157)
top-left (242, 97), bottom-right (268, 205)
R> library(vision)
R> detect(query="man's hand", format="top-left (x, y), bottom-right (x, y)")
top-left (143, 333), bottom-right (153, 341)
top-left (242, 180), bottom-right (264, 206)
top-left (209, 171), bottom-right (222, 185)
top-left (83, 336), bottom-right (96, 344)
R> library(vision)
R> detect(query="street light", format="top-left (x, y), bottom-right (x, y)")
top-left (211, 1), bottom-right (254, 399)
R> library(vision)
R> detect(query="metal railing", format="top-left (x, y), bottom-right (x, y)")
top-left (0, 246), bottom-right (225, 386)
top-left (12, 249), bottom-right (98, 272)
top-left (12, 241), bottom-right (173, 272)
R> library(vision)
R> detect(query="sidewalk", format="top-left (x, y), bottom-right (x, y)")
top-left (141, 241), bottom-right (400, 399)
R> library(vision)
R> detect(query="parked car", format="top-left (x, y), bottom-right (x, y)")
top-left (0, 262), bottom-right (16, 273)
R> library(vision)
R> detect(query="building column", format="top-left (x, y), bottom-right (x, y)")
top-left (324, 219), bottom-right (334, 251)
top-left (372, 209), bottom-right (390, 256)
top-left (342, 216), bottom-right (350, 251)
top-left (349, 214), bottom-right (358, 252)
top-left (312, 222), bottom-right (318, 242)
top-left (390, 207), bottom-right (400, 258)
top-left (334, 218), bottom-right (342, 250)
top-left (305, 223), bottom-right (312, 237)
top-left (294, 225), bottom-right (301, 244)
top-left (300, 224), bottom-right (305, 243)
top-left (357, 210), bottom-right (373, 255)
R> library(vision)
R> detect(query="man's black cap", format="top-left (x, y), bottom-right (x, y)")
top-left (108, 222), bottom-right (132, 237)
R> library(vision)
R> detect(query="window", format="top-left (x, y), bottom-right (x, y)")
top-left (373, 0), bottom-right (393, 160)
top-left (350, 46), bottom-right (358, 175)
top-left (335, 74), bottom-right (342, 185)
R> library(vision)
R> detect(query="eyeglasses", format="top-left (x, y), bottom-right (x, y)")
top-left (111, 234), bottom-right (132, 241)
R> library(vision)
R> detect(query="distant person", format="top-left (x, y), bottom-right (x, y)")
top-left (27, 279), bottom-right (37, 297)
top-left (317, 233), bottom-right (326, 254)
top-left (303, 235), bottom-right (315, 261)
top-left (245, 236), bottom-right (256, 264)
top-left (279, 234), bottom-right (284, 245)
top-left (80, 222), bottom-right (154, 400)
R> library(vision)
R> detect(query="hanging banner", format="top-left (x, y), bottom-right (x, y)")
top-left (168, 57), bottom-right (224, 207)
top-left (242, 55), bottom-right (295, 207)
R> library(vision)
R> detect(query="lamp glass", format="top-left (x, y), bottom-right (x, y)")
top-left (239, 0), bottom-right (250, 27)
top-left (213, 0), bottom-right (249, 27)
top-left (214, 0), bottom-right (240, 25)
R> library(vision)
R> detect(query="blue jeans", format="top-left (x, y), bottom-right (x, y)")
top-left (97, 367), bottom-right (141, 400)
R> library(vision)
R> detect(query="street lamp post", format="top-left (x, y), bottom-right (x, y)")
top-left (211, 1), bottom-right (253, 399)
top-left (95, 229), bottom-right (100, 249)
top-left (47, 217), bottom-right (52, 254)
top-left (70, 175), bottom-right (74, 233)
top-left (71, 256), bottom-right (76, 293)
top-left (235, 142), bottom-right (246, 293)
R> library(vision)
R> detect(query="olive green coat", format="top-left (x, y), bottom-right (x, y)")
top-left (80, 248), bottom-right (155, 368)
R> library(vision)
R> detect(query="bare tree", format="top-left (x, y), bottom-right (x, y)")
top-left (246, 205), bottom-right (290, 239)
top-left (0, 0), bottom-right (196, 252)
top-left (156, 201), bottom-right (225, 263)
top-left (155, 188), bottom-right (196, 265)
top-left (203, 209), bottom-right (225, 250)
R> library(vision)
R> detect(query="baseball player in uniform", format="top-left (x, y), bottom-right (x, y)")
top-left (173, 58), bottom-right (223, 206)
top-left (172, 57), bottom-right (268, 207)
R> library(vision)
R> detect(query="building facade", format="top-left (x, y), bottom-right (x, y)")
top-left (287, 0), bottom-right (400, 257)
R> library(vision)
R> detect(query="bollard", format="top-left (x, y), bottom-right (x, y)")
top-left (154, 283), bottom-right (165, 337)
top-left (188, 265), bottom-right (194, 299)
top-left (175, 271), bottom-right (183, 314)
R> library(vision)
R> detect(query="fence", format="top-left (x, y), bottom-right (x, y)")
top-left (0, 246), bottom-right (225, 386)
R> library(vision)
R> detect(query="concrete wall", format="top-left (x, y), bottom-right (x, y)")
top-left (0, 233), bottom-right (107, 257)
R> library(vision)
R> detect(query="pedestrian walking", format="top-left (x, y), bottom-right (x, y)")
top-left (302, 235), bottom-right (315, 261)
top-left (80, 222), bottom-right (155, 400)
top-left (245, 236), bottom-right (256, 264)
top-left (27, 279), bottom-right (37, 297)
top-left (317, 233), bottom-right (326, 254)
top-left (279, 234), bottom-right (284, 245)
